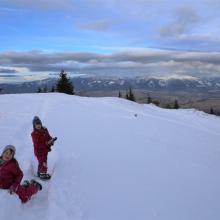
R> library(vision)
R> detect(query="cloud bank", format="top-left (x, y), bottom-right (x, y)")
top-left (1, 49), bottom-right (220, 78)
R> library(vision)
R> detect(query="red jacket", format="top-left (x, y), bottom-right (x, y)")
top-left (0, 158), bottom-right (23, 190)
top-left (31, 127), bottom-right (52, 156)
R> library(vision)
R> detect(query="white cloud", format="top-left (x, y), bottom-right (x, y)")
top-left (1, 49), bottom-right (220, 77)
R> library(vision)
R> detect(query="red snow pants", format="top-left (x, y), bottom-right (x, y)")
top-left (36, 153), bottom-right (48, 174)
top-left (15, 183), bottom-right (38, 203)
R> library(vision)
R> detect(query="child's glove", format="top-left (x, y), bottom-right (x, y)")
top-left (47, 139), bottom-right (54, 146)
top-left (47, 141), bottom-right (53, 152)
top-left (47, 137), bottom-right (57, 148)
top-left (8, 188), bottom-right (14, 194)
top-left (8, 185), bottom-right (17, 194)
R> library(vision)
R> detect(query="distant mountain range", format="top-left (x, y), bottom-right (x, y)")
top-left (0, 76), bottom-right (220, 94)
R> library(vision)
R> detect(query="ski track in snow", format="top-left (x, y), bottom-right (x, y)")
top-left (0, 93), bottom-right (220, 220)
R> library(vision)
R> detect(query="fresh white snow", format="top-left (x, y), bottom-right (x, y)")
top-left (0, 93), bottom-right (220, 220)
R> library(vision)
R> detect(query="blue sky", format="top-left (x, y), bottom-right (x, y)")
top-left (0, 0), bottom-right (220, 81)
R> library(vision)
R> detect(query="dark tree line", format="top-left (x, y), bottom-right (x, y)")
top-left (147, 94), bottom-right (180, 109)
top-left (118, 88), bottom-right (136, 102)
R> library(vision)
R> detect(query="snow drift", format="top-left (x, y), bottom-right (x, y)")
top-left (0, 93), bottom-right (220, 220)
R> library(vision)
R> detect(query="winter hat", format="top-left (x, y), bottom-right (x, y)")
top-left (2, 145), bottom-right (16, 157)
top-left (32, 116), bottom-right (42, 128)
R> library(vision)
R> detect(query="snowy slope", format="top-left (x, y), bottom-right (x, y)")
top-left (0, 93), bottom-right (220, 220)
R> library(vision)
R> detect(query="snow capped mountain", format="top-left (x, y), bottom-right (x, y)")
top-left (133, 76), bottom-right (220, 91)
top-left (0, 93), bottom-right (219, 220)
top-left (1, 76), bottom-right (220, 94)
top-left (74, 76), bottom-right (220, 91)
top-left (0, 76), bottom-right (220, 94)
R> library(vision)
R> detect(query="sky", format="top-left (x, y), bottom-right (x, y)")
top-left (0, 0), bottom-right (220, 82)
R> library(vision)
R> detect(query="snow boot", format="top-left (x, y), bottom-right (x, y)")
top-left (30, 179), bottom-right (42, 191)
top-left (38, 172), bottom-right (51, 180)
top-left (21, 180), bottom-right (30, 189)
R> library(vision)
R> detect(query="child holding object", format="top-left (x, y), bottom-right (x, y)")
top-left (31, 116), bottom-right (57, 180)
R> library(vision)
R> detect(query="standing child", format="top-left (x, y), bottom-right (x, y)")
top-left (0, 145), bottom-right (42, 203)
top-left (31, 116), bottom-right (56, 180)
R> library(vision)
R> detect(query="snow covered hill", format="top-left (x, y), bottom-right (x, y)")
top-left (0, 93), bottom-right (220, 220)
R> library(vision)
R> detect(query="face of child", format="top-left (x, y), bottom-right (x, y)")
top-left (2, 149), bottom-right (13, 161)
top-left (35, 123), bottom-right (42, 130)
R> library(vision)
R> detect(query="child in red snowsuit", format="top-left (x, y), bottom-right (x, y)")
top-left (31, 116), bottom-right (56, 180)
top-left (0, 145), bottom-right (42, 203)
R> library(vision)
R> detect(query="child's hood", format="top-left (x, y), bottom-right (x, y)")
top-left (1, 145), bottom-right (16, 157)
